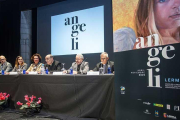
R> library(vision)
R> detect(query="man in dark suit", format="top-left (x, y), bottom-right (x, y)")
top-left (0, 55), bottom-right (13, 73)
top-left (64, 54), bottom-right (89, 74)
top-left (44, 54), bottom-right (61, 72)
top-left (93, 52), bottom-right (114, 73)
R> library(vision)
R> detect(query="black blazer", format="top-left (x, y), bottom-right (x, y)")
top-left (93, 61), bottom-right (114, 73)
top-left (44, 60), bottom-right (61, 72)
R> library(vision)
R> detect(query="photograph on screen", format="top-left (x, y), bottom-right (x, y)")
top-left (113, 0), bottom-right (180, 52)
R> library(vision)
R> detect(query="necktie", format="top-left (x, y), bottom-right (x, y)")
top-left (103, 64), bottom-right (106, 74)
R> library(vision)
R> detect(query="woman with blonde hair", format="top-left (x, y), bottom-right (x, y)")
top-left (134, 0), bottom-right (180, 48)
top-left (12, 56), bottom-right (27, 72)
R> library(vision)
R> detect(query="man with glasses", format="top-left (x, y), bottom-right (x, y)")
top-left (64, 54), bottom-right (89, 74)
top-left (0, 55), bottom-right (13, 74)
top-left (93, 52), bottom-right (114, 73)
top-left (44, 54), bottom-right (61, 73)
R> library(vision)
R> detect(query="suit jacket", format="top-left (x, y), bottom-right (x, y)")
top-left (67, 61), bottom-right (89, 74)
top-left (93, 61), bottom-right (114, 73)
top-left (0, 62), bottom-right (13, 73)
top-left (12, 63), bottom-right (28, 72)
top-left (44, 60), bottom-right (61, 72)
top-left (27, 63), bottom-right (42, 72)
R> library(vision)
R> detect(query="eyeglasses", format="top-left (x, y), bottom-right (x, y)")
top-left (45, 58), bottom-right (50, 61)
top-left (1, 59), bottom-right (5, 60)
top-left (101, 58), bottom-right (106, 60)
top-left (75, 59), bottom-right (81, 61)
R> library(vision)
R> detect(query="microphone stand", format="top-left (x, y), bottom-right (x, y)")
top-left (99, 62), bottom-right (104, 74)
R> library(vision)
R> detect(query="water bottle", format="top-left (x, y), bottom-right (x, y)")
top-left (1, 70), bottom-right (4, 75)
top-left (23, 69), bottom-right (26, 74)
top-left (108, 65), bottom-right (111, 74)
top-left (41, 64), bottom-right (45, 75)
top-left (1, 66), bottom-right (4, 75)
top-left (45, 67), bottom-right (48, 74)
top-left (99, 66), bottom-right (104, 75)
top-left (70, 67), bottom-right (73, 75)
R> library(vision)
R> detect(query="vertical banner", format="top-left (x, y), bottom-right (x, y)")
top-left (113, 0), bottom-right (180, 120)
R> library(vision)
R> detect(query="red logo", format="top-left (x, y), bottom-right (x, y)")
top-left (164, 113), bottom-right (167, 118)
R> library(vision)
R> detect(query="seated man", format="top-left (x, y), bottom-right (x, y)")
top-left (93, 52), bottom-right (114, 73)
top-left (44, 54), bottom-right (61, 72)
top-left (0, 55), bottom-right (13, 73)
top-left (64, 54), bottom-right (89, 74)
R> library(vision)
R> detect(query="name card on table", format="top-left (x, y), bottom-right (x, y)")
top-left (87, 71), bottom-right (99, 75)
top-left (9, 72), bottom-right (18, 75)
top-left (29, 72), bottom-right (38, 75)
top-left (53, 72), bottom-right (63, 75)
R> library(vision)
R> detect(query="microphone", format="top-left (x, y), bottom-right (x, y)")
top-left (84, 58), bottom-right (87, 62)
top-left (82, 58), bottom-right (87, 68)
top-left (99, 62), bottom-right (104, 74)
top-left (100, 62), bottom-right (103, 68)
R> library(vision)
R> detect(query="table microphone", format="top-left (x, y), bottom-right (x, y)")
top-left (100, 62), bottom-right (103, 68)
top-left (84, 58), bottom-right (87, 62)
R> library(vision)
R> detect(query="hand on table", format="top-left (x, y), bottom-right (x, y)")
top-left (63, 70), bottom-right (67, 74)
top-left (73, 71), bottom-right (77, 74)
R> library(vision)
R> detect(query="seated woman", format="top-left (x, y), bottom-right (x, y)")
top-left (12, 56), bottom-right (27, 72)
top-left (26, 53), bottom-right (43, 73)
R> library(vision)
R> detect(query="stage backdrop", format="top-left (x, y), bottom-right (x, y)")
top-left (113, 0), bottom-right (180, 120)
top-left (37, 0), bottom-right (113, 70)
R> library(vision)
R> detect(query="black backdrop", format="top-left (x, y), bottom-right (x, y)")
top-left (0, 0), bottom-right (20, 67)
top-left (114, 43), bottom-right (180, 120)
top-left (37, 0), bottom-right (113, 70)
top-left (0, 0), bottom-right (64, 67)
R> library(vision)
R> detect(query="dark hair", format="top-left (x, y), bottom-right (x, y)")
top-left (46, 54), bottom-right (53, 58)
top-left (31, 53), bottom-right (42, 63)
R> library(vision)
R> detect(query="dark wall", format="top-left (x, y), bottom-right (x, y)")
top-left (0, 0), bottom-right (20, 66)
top-left (0, 0), bottom-right (65, 67)
top-left (19, 0), bottom-right (65, 11)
